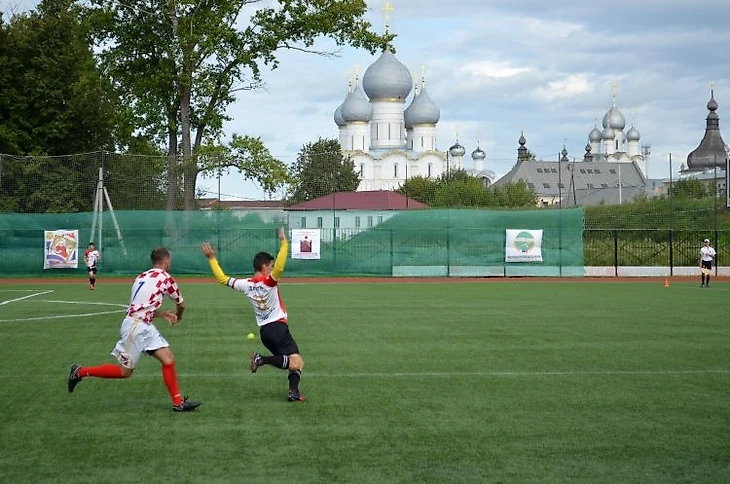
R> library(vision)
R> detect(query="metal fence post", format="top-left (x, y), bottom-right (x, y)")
top-left (669, 229), bottom-right (674, 276)
top-left (389, 228), bottom-right (394, 273)
top-left (446, 223), bottom-right (451, 277)
top-left (613, 230), bottom-right (618, 277)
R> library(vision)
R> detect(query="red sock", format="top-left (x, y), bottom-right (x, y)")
top-left (79, 363), bottom-right (125, 379)
top-left (162, 363), bottom-right (183, 406)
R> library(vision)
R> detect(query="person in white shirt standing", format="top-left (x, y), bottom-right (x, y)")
top-left (84, 242), bottom-right (101, 290)
top-left (700, 238), bottom-right (716, 288)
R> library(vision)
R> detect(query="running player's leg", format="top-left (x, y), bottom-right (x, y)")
top-left (149, 347), bottom-right (183, 407)
top-left (147, 329), bottom-right (200, 411)
top-left (68, 318), bottom-right (141, 393)
top-left (254, 323), bottom-right (304, 400)
top-left (87, 267), bottom-right (96, 290)
top-left (253, 323), bottom-right (287, 369)
top-left (706, 262), bottom-right (712, 286)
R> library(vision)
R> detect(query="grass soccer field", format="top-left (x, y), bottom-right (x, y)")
top-left (0, 280), bottom-right (728, 484)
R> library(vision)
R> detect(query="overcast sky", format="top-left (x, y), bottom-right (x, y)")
top-left (6, 0), bottom-right (730, 200)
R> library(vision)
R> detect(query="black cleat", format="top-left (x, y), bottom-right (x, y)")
top-left (287, 390), bottom-right (306, 402)
top-left (250, 352), bottom-right (262, 373)
top-left (68, 364), bottom-right (82, 393)
top-left (173, 396), bottom-right (201, 412)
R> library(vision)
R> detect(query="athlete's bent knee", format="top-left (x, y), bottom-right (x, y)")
top-left (120, 367), bottom-right (134, 378)
top-left (288, 353), bottom-right (303, 371)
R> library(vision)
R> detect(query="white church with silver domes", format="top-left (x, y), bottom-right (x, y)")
top-left (585, 89), bottom-right (647, 177)
top-left (334, 48), bottom-right (495, 191)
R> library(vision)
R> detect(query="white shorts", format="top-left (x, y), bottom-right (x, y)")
top-left (111, 317), bottom-right (169, 369)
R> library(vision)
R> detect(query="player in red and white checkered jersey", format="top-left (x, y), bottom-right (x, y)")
top-left (67, 247), bottom-right (201, 412)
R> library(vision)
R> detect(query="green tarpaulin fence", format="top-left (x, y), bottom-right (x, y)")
top-left (0, 208), bottom-right (584, 277)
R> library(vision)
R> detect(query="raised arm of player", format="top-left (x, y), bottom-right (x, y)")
top-left (271, 227), bottom-right (288, 281)
top-left (202, 242), bottom-right (232, 285)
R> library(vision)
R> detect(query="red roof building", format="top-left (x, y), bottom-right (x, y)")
top-left (197, 198), bottom-right (287, 210)
top-left (286, 191), bottom-right (428, 211)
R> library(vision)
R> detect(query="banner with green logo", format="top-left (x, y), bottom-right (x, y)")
top-left (505, 229), bottom-right (543, 262)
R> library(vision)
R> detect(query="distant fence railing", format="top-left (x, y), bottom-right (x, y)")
top-left (583, 229), bottom-right (727, 274)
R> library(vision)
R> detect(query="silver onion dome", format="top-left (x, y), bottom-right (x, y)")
top-left (334, 103), bottom-right (346, 127)
top-left (449, 142), bottom-right (466, 157)
top-left (340, 85), bottom-right (373, 123)
top-left (589, 126), bottom-right (603, 143)
top-left (626, 125), bottom-right (641, 141)
top-left (362, 50), bottom-right (413, 101)
top-left (608, 106), bottom-right (626, 130)
top-left (471, 146), bottom-right (486, 160)
top-left (404, 87), bottom-right (440, 129)
top-left (708, 92), bottom-right (719, 112)
top-left (603, 126), bottom-right (615, 139)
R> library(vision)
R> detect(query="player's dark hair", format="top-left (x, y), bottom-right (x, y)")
top-left (88, 242), bottom-right (95, 247)
top-left (253, 252), bottom-right (274, 272)
top-left (151, 247), bottom-right (171, 265)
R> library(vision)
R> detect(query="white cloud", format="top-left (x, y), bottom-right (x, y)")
top-left (459, 61), bottom-right (531, 79)
top-left (533, 74), bottom-right (594, 102)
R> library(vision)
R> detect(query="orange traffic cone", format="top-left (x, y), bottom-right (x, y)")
top-left (664, 278), bottom-right (670, 287)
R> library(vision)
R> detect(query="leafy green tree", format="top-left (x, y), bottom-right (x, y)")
top-left (396, 176), bottom-right (438, 205)
top-left (398, 170), bottom-right (537, 209)
top-left (669, 178), bottom-right (709, 199)
top-left (84, 0), bottom-right (391, 210)
top-left (289, 138), bottom-right (359, 203)
top-left (0, 0), bottom-right (116, 155)
top-left (494, 180), bottom-right (539, 208)
top-left (0, 1), bottom-right (170, 213)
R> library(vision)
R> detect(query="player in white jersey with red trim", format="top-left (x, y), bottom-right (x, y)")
top-left (67, 247), bottom-right (201, 412)
top-left (700, 238), bottom-right (717, 288)
top-left (84, 242), bottom-right (100, 290)
top-left (202, 227), bottom-right (305, 402)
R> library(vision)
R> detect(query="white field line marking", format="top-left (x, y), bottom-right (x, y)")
top-left (0, 290), bottom-right (54, 306)
top-left (168, 369), bottom-right (730, 379)
top-left (0, 369), bottom-right (728, 381)
top-left (0, 310), bottom-right (122, 323)
top-left (42, 300), bottom-right (127, 308)
top-left (0, 298), bottom-right (125, 322)
top-left (0, 289), bottom-right (50, 292)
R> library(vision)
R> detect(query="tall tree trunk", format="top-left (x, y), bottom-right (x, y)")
top-left (165, 123), bottom-right (178, 211)
top-left (180, 84), bottom-right (197, 210)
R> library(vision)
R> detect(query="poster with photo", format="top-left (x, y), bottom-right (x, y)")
top-left (291, 229), bottom-right (321, 260)
top-left (44, 229), bottom-right (79, 269)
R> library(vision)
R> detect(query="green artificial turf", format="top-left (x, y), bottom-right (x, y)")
top-left (0, 281), bottom-right (728, 483)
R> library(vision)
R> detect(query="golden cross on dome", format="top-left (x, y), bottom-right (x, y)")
top-left (382, 0), bottom-right (394, 33)
top-left (611, 81), bottom-right (617, 105)
top-left (346, 68), bottom-right (354, 92)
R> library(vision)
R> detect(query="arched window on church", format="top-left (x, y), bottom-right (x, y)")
top-left (393, 163), bottom-right (398, 178)
top-left (427, 163), bottom-right (432, 178)
top-left (359, 163), bottom-right (364, 177)
top-left (421, 137), bottom-right (424, 147)
top-left (616, 140), bottom-right (619, 150)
